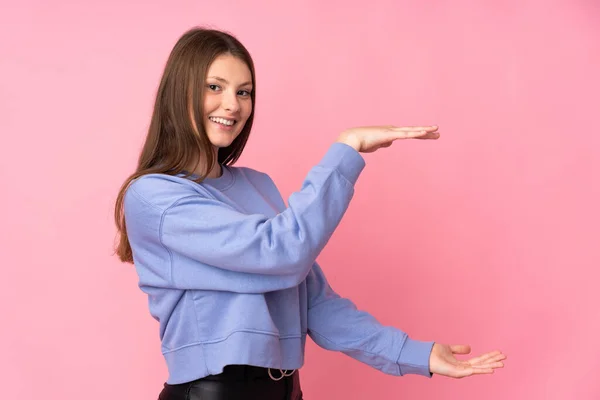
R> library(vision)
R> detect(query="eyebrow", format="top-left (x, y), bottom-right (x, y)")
top-left (208, 76), bottom-right (253, 87)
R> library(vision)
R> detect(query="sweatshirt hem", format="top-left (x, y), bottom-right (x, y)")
top-left (163, 331), bottom-right (306, 384)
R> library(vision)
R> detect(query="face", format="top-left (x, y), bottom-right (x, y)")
top-left (202, 53), bottom-right (253, 149)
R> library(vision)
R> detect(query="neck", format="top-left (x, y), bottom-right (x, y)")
top-left (191, 147), bottom-right (222, 179)
top-left (205, 162), bottom-right (222, 179)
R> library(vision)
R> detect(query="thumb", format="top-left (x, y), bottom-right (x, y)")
top-left (450, 344), bottom-right (471, 355)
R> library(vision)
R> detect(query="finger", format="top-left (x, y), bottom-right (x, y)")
top-left (415, 131), bottom-right (440, 140)
top-left (388, 129), bottom-right (430, 139)
top-left (484, 353), bottom-right (507, 363)
top-left (468, 351), bottom-right (505, 365)
top-left (471, 361), bottom-right (504, 369)
top-left (385, 126), bottom-right (439, 141)
top-left (470, 357), bottom-right (506, 369)
top-left (446, 364), bottom-right (494, 379)
top-left (392, 125), bottom-right (438, 132)
top-left (469, 367), bottom-right (495, 375)
top-left (450, 344), bottom-right (471, 355)
top-left (468, 352), bottom-right (499, 364)
top-left (478, 361), bottom-right (505, 369)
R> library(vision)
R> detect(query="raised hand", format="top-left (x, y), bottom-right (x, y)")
top-left (336, 125), bottom-right (439, 153)
top-left (429, 343), bottom-right (506, 378)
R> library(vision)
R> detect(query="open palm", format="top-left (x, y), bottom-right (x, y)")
top-left (337, 125), bottom-right (440, 153)
top-left (429, 343), bottom-right (506, 378)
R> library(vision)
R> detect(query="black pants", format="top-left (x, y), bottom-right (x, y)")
top-left (158, 365), bottom-right (303, 400)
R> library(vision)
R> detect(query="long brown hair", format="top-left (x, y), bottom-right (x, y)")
top-left (114, 27), bottom-right (257, 263)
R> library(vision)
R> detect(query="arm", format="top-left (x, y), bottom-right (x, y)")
top-left (306, 262), bottom-right (434, 377)
top-left (125, 125), bottom-right (440, 293)
top-left (125, 143), bottom-right (365, 292)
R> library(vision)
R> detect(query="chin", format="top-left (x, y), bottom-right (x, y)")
top-left (205, 124), bottom-right (244, 148)
top-left (208, 134), bottom-right (238, 148)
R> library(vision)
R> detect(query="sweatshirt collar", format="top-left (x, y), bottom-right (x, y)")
top-left (178, 165), bottom-right (235, 191)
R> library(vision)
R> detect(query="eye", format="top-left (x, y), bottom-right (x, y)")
top-left (207, 84), bottom-right (220, 91)
top-left (238, 89), bottom-right (252, 97)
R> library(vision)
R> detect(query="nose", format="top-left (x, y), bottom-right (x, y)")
top-left (222, 90), bottom-right (240, 113)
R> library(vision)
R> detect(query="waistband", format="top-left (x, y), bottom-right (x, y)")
top-left (203, 365), bottom-right (297, 382)
top-left (160, 365), bottom-right (302, 400)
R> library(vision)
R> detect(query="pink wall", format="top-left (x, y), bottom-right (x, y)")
top-left (2, 0), bottom-right (599, 399)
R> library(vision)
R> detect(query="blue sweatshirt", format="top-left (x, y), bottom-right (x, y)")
top-left (124, 142), bottom-right (434, 384)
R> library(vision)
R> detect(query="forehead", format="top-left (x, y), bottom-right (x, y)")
top-left (207, 54), bottom-right (252, 83)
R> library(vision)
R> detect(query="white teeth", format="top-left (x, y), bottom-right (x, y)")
top-left (209, 117), bottom-right (235, 126)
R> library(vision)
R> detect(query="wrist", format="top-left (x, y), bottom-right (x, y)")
top-left (336, 131), bottom-right (361, 152)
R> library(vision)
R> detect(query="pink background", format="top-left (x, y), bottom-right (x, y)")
top-left (2, 0), bottom-right (599, 399)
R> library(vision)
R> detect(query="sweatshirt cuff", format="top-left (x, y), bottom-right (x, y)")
top-left (397, 338), bottom-right (435, 377)
top-left (318, 142), bottom-right (366, 185)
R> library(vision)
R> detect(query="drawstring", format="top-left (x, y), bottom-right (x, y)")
top-left (268, 368), bottom-right (296, 381)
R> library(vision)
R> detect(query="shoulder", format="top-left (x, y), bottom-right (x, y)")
top-left (125, 173), bottom-right (201, 213)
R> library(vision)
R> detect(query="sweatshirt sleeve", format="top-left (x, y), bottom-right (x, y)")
top-left (306, 262), bottom-right (434, 377)
top-left (124, 143), bottom-right (365, 292)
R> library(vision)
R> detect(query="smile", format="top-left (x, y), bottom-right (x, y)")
top-left (209, 116), bottom-right (236, 126)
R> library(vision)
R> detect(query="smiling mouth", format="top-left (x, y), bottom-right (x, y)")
top-left (209, 116), bottom-right (237, 126)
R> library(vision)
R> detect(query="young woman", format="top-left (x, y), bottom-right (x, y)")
top-left (114, 27), bottom-right (505, 400)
